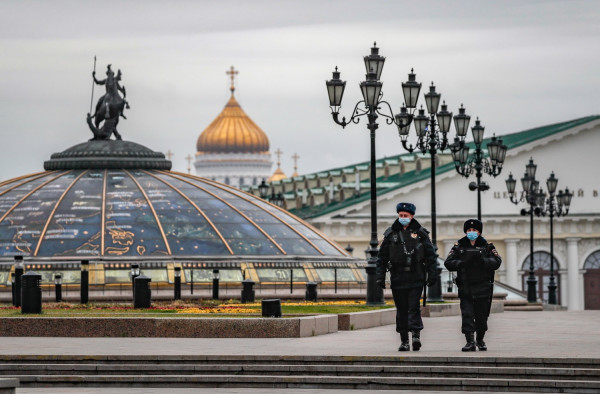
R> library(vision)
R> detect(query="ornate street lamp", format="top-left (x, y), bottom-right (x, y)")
top-left (258, 179), bottom-right (269, 199)
top-left (450, 118), bottom-right (508, 220)
top-left (396, 85), bottom-right (473, 303)
top-left (506, 158), bottom-right (545, 303)
top-left (534, 172), bottom-right (574, 304)
top-left (326, 43), bottom-right (417, 305)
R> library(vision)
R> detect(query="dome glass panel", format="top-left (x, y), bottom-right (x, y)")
top-left (0, 169), bottom-right (348, 259)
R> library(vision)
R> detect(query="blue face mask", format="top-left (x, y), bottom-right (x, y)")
top-left (466, 231), bottom-right (479, 241)
top-left (398, 218), bottom-right (411, 227)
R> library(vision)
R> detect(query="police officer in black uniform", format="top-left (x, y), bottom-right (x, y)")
top-left (376, 202), bottom-right (438, 352)
top-left (444, 219), bottom-right (502, 351)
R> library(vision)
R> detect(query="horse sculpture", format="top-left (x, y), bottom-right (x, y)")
top-left (88, 64), bottom-right (130, 141)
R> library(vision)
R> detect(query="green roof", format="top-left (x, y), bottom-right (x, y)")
top-left (288, 116), bottom-right (599, 219)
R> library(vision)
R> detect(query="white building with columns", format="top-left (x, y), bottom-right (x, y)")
top-left (252, 116), bottom-right (600, 310)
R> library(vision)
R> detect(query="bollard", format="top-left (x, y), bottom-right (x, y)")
top-left (130, 263), bottom-right (140, 299)
top-left (261, 298), bottom-right (282, 317)
top-left (21, 271), bottom-right (42, 314)
top-left (10, 273), bottom-right (15, 306)
top-left (212, 269), bottom-right (220, 300)
top-left (80, 260), bottom-right (89, 304)
top-left (174, 267), bottom-right (181, 300)
top-left (305, 281), bottom-right (318, 302)
top-left (241, 279), bottom-right (255, 303)
top-left (133, 275), bottom-right (152, 309)
top-left (13, 256), bottom-right (24, 307)
top-left (54, 274), bottom-right (62, 302)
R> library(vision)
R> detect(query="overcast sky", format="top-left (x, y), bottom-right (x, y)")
top-left (0, 0), bottom-right (598, 181)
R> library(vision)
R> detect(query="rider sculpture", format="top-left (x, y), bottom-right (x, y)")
top-left (87, 64), bottom-right (130, 141)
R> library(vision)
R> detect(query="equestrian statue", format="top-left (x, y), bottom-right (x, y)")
top-left (87, 62), bottom-right (130, 141)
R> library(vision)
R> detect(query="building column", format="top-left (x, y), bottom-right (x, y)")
top-left (559, 269), bottom-right (568, 307)
top-left (504, 239), bottom-right (520, 289)
top-left (566, 237), bottom-right (581, 310)
top-left (442, 239), bottom-right (455, 259)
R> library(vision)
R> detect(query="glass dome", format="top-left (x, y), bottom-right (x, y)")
top-left (0, 169), bottom-right (347, 259)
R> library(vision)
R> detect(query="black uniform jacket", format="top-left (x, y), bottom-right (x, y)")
top-left (444, 235), bottom-right (502, 298)
top-left (376, 218), bottom-right (438, 289)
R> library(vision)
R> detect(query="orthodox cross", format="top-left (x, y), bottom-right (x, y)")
top-left (274, 148), bottom-right (283, 168)
top-left (226, 66), bottom-right (239, 93)
top-left (166, 150), bottom-right (174, 161)
top-left (292, 152), bottom-right (300, 176)
top-left (185, 154), bottom-right (193, 174)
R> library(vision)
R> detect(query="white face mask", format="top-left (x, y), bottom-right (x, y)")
top-left (398, 218), bottom-right (411, 226)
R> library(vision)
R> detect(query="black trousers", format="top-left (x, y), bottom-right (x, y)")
top-left (391, 286), bottom-right (423, 333)
top-left (460, 296), bottom-right (490, 333)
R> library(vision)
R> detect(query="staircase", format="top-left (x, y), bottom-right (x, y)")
top-left (2, 354), bottom-right (599, 392)
top-left (503, 299), bottom-right (544, 311)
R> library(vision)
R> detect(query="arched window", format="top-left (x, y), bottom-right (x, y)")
top-left (584, 250), bottom-right (600, 310)
top-left (521, 251), bottom-right (560, 303)
top-left (584, 250), bottom-right (600, 269)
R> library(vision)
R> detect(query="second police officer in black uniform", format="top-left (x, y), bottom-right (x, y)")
top-left (444, 219), bottom-right (502, 351)
top-left (376, 202), bottom-right (438, 351)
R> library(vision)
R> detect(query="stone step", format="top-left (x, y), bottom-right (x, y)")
top-left (504, 305), bottom-right (544, 311)
top-left (2, 363), bottom-right (600, 381)
top-left (3, 355), bottom-right (599, 369)
top-left (11, 373), bottom-right (600, 392)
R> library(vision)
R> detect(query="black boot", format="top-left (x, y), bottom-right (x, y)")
top-left (476, 331), bottom-right (487, 351)
top-left (462, 332), bottom-right (476, 352)
top-left (398, 331), bottom-right (410, 352)
top-left (411, 330), bottom-right (421, 351)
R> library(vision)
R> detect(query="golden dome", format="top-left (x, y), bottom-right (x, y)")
top-left (268, 167), bottom-right (287, 182)
top-left (196, 94), bottom-right (270, 154)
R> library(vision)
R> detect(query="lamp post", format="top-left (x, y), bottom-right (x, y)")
top-left (130, 263), bottom-right (140, 299)
top-left (506, 158), bottom-right (545, 303)
top-left (80, 260), bottom-right (89, 304)
top-left (174, 266), bottom-right (182, 300)
top-left (326, 43), bottom-right (426, 305)
top-left (534, 172), bottom-right (573, 304)
top-left (395, 80), bottom-right (472, 303)
top-left (450, 119), bottom-right (508, 220)
top-left (54, 273), bottom-right (62, 302)
top-left (258, 179), bottom-right (269, 200)
top-left (212, 269), bottom-right (220, 300)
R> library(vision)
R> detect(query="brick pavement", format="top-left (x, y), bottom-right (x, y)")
top-left (1, 311), bottom-right (598, 358)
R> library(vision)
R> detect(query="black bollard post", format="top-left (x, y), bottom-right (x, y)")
top-left (190, 268), bottom-right (194, 295)
top-left (212, 269), bottom-right (220, 300)
top-left (10, 273), bottom-right (15, 307)
top-left (130, 263), bottom-right (140, 300)
top-left (133, 275), bottom-right (152, 309)
top-left (54, 273), bottom-right (62, 302)
top-left (241, 279), bottom-right (255, 303)
top-left (305, 281), bottom-right (318, 302)
top-left (21, 271), bottom-right (42, 314)
top-left (174, 266), bottom-right (181, 300)
top-left (261, 298), bottom-right (282, 317)
top-left (80, 260), bottom-right (89, 304)
top-left (290, 269), bottom-right (293, 294)
top-left (14, 256), bottom-right (24, 307)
